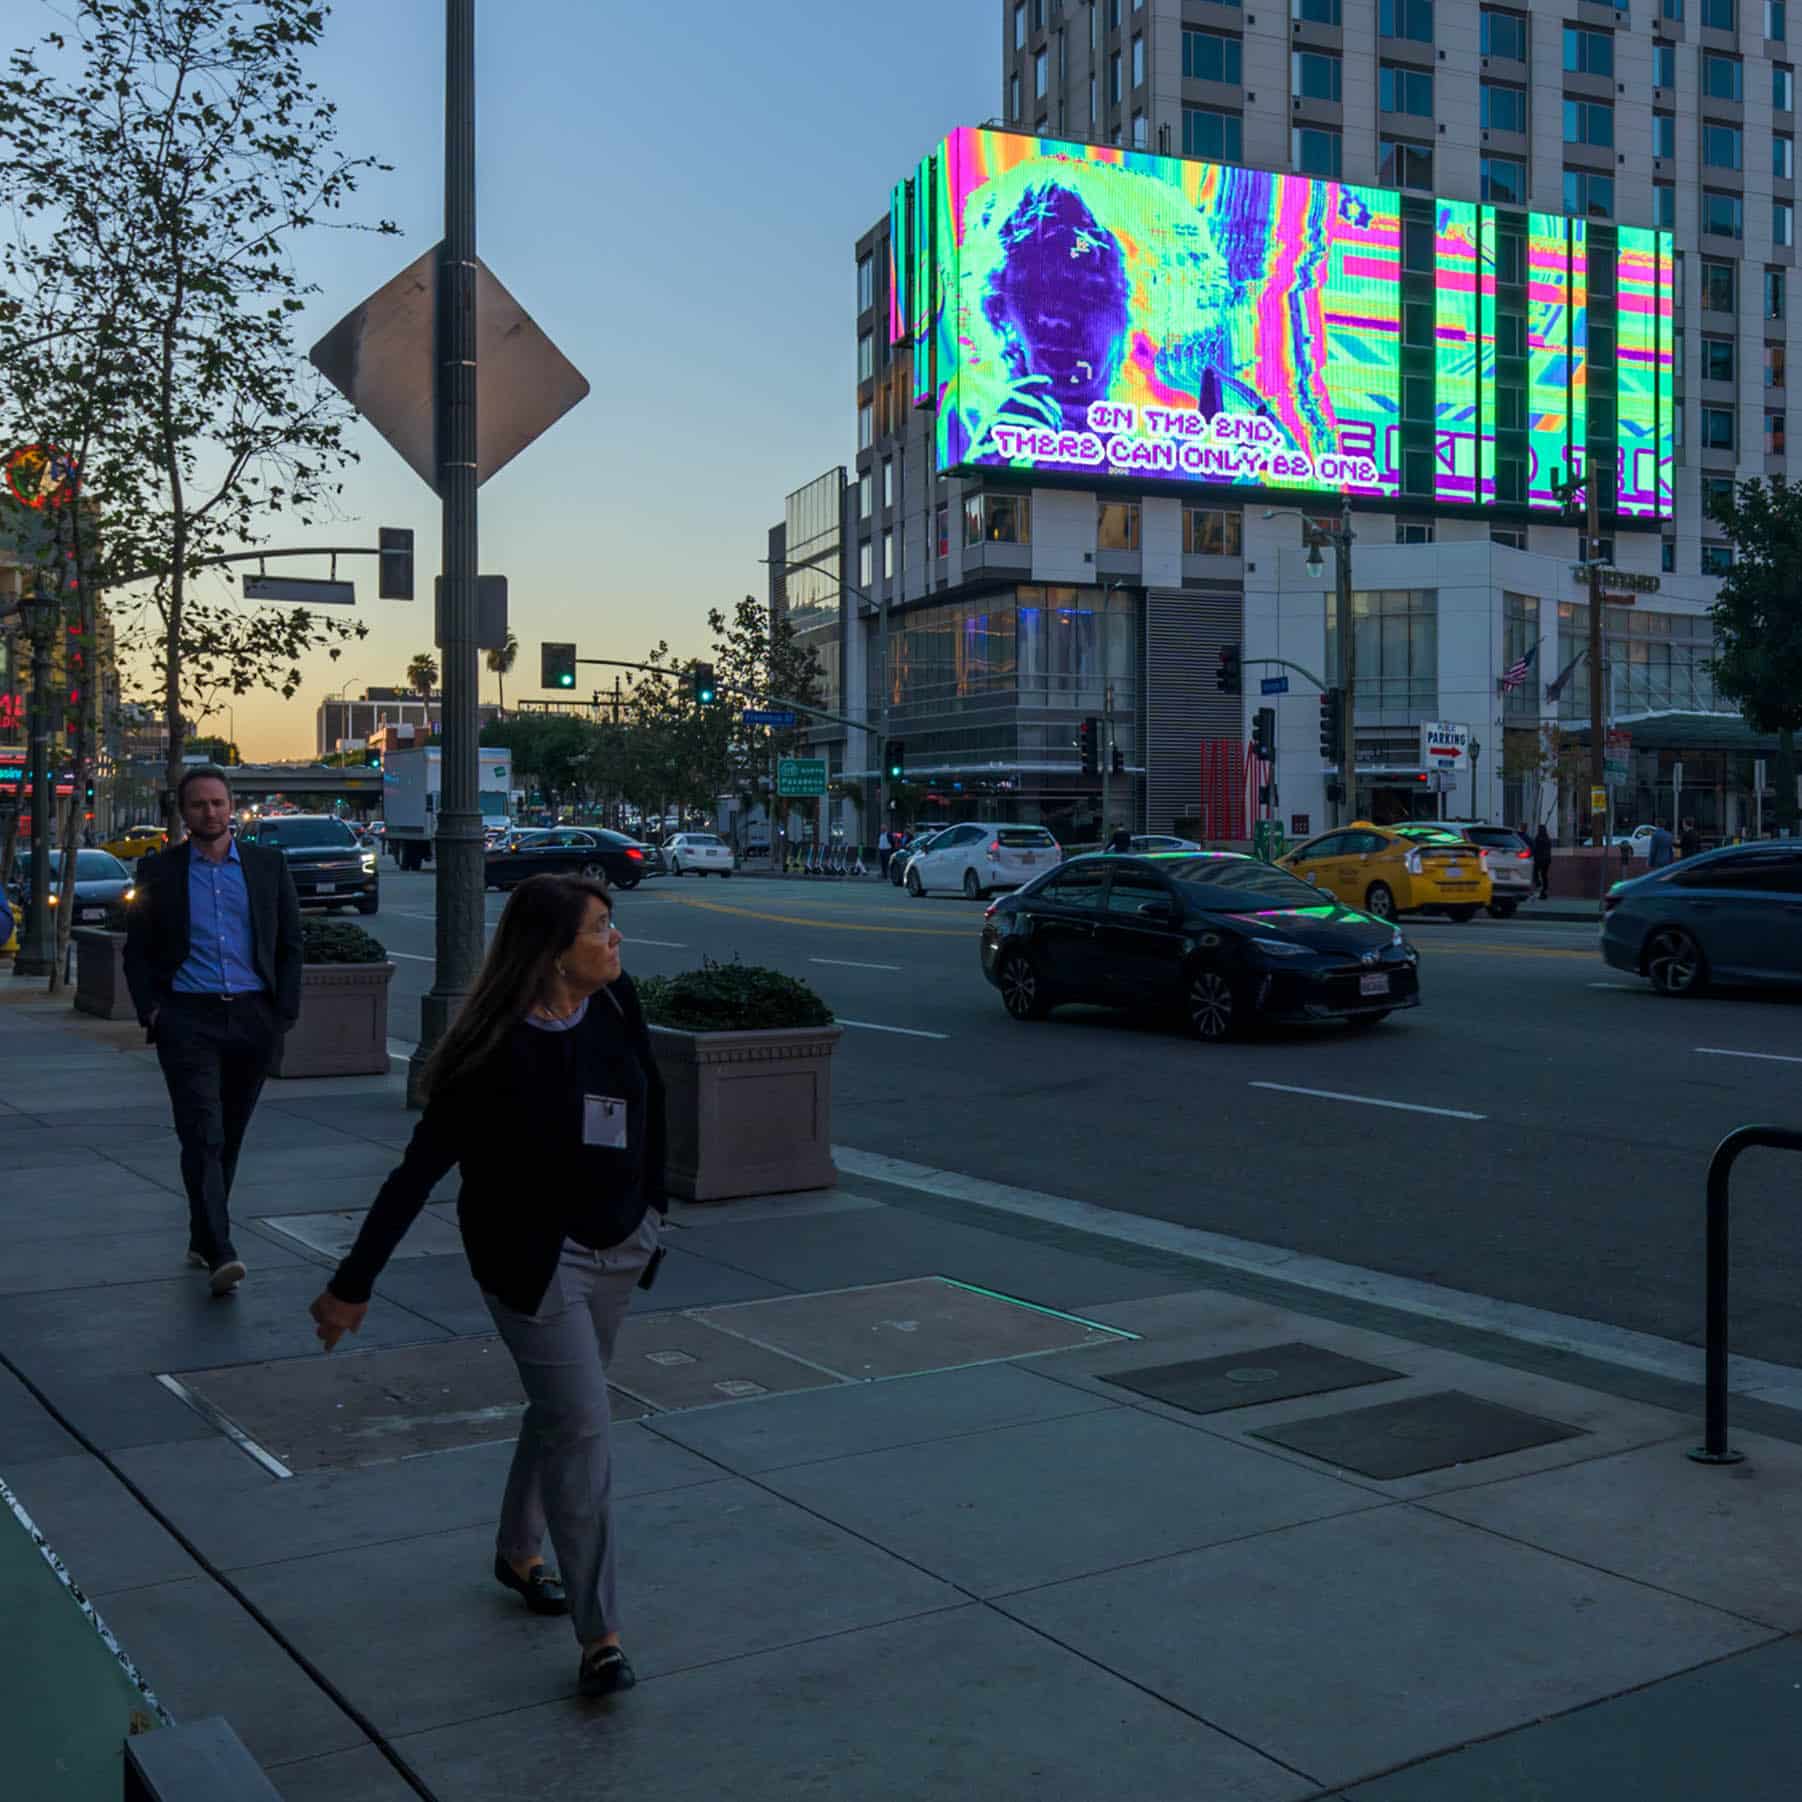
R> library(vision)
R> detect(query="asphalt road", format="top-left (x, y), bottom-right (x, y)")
top-left (356, 865), bottom-right (1802, 1367)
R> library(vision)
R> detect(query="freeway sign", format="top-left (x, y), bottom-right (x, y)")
top-left (1259, 676), bottom-right (1290, 695)
top-left (778, 757), bottom-right (827, 798)
top-left (744, 709), bottom-right (797, 727)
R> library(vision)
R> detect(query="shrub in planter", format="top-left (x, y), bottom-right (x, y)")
top-left (271, 916), bottom-right (394, 1079)
top-left (636, 959), bottom-right (840, 1202)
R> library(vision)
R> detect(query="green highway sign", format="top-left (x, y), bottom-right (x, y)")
top-left (777, 757), bottom-right (827, 798)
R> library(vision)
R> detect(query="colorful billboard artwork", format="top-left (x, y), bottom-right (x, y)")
top-left (1615, 224), bottom-right (1674, 521)
top-left (932, 127), bottom-right (1404, 499)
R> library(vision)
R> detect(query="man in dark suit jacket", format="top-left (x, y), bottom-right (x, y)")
top-left (124, 766), bottom-right (302, 1295)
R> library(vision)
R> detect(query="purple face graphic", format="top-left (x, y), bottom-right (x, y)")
top-left (985, 185), bottom-right (1130, 423)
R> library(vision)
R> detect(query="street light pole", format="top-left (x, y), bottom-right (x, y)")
top-left (1334, 499), bottom-right (1356, 826)
top-left (12, 576), bottom-right (56, 978)
top-left (410, 0), bottom-right (481, 1107)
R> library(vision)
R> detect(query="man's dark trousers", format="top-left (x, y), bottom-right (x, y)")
top-left (154, 993), bottom-right (280, 1265)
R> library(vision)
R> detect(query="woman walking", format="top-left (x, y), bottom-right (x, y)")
top-left (1531, 822), bottom-right (1552, 901)
top-left (308, 874), bottom-right (665, 1698)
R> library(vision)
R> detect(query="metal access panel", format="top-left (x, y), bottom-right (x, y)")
top-left (1102, 1342), bottom-right (1406, 1417)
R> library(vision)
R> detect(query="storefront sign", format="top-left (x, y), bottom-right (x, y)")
top-left (1420, 721), bottom-right (1471, 772)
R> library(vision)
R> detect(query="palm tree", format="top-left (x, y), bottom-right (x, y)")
top-left (406, 652), bottom-right (438, 706)
top-left (485, 629), bottom-right (519, 715)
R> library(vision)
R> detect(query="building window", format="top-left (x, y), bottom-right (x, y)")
top-left (1014, 1), bottom-right (1026, 48)
top-left (1703, 121), bottom-right (1744, 168)
top-left (1768, 267), bottom-right (1787, 318)
top-left (1294, 0), bottom-right (1341, 22)
top-left (1779, 135), bottom-right (1797, 177)
top-left (1564, 100), bottom-right (1614, 148)
top-left (1665, 0), bottom-right (1685, 17)
top-left (1652, 114), bottom-right (1675, 158)
top-left (1380, 138), bottom-right (1434, 189)
top-left (1703, 336), bottom-right (1736, 381)
top-left (1187, 30), bottom-right (1243, 83)
top-left (1184, 508), bottom-right (1243, 555)
top-left (1033, 0), bottom-right (1044, 25)
top-left (857, 332), bottom-right (874, 383)
top-left (1483, 84), bottom-right (1527, 132)
top-left (1295, 50), bottom-right (1342, 101)
top-left (1491, 526), bottom-right (1528, 548)
top-left (1654, 43), bottom-right (1676, 87)
top-left (858, 539), bottom-right (873, 587)
top-left (857, 470), bottom-right (872, 518)
top-left (1294, 126), bottom-right (1344, 179)
top-left (1482, 155), bottom-right (1527, 203)
top-left (1701, 406), bottom-right (1737, 449)
top-left (856, 255), bottom-right (874, 313)
top-left (963, 493), bottom-right (1032, 545)
top-left (1563, 169), bottom-right (1615, 217)
top-left (1563, 27), bottom-right (1614, 75)
top-left (1098, 501), bottom-right (1141, 549)
top-left (1767, 343), bottom-right (1788, 387)
top-left (1396, 519), bottom-right (1435, 544)
top-left (934, 504), bottom-right (949, 559)
top-left (880, 459), bottom-right (893, 508)
top-left (1702, 53), bottom-right (1743, 100)
top-left (1132, 33), bottom-right (1144, 86)
top-left (1185, 107), bottom-right (1243, 160)
top-left (857, 400), bottom-right (873, 450)
top-left (1380, 65), bottom-right (1433, 115)
top-left (1501, 592), bottom-right (1539, 721)
top-left (881, 530), bottom-right (894, 581)
top-left (1035, 48), bottom-right (1048, 97)
top-left (1110, 51), bottom-right (1121, 104)
top-left (1703, 473), bottom-right (1735, 515)
top-left (1132, 110), bottom-right (1147, 147)
top-left (1481, 8), bottom-right (1527, 58)
top-left (1662, 539), bottom-right (1677, 572)
top-left (1702, 0), bottom-right (1736, 25)
top-left (1702, 189), bottom-right (1744, 237)
top-left (1780, 201), bottom-right (1797, 247)
top-left (1702, 543), bottom-right (1735, 573)
top-left (1090, 75), bottom-right (1097, 122)
top-left (1380, 0), bottom-right (1434, 43)
top-left (1768, 409), bottom-right (1788, 453)
top-left (1010, 72), bottom-right (1021, 119)
top-left (1769, 0), bottom-right (1788, 38)
top-left (1655, 184), bottom-right (1675, 227)
top-left (1703, 258), bottom-right (1737, 311)
top-left (1780, 64), bottom-right (1797, 109)
top-left (1328, 588), bottom-right (1438, 717)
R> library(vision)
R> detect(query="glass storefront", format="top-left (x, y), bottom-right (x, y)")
top-left (1326, 588), bottom-right (1439, 722)
top-left (783, 471), bottom-right (846, 717)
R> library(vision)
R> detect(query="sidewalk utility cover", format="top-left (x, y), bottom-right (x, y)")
top-left (1102, 1342), bottom-right (1405, 1416)
top-left (1251, 1389), bottom-right (1585, 1480)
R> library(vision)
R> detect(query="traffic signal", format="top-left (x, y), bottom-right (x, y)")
top-left (1253, 707), bottom-right (1276, 761)
top-left (1078, 716), bottom-right (1100, 776)
top-left (541, 642), bottom-right (576, 689)
top-left (84, 780), bottom-right (95, 803)
top-left (1111, 741), bottom-right (1125, 775)
top-left (886, 740), bottom-right (906, 781)
top-left (1216, 644), bottom-right (1241, 694)
top-left (689, 662), bottom-right (717, 705)
top-left (1318, 686), bottom-right (1345, 760)
top-left (378, 527), bottom-right (415, 601)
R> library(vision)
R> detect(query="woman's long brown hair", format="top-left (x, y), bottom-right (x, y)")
top-left (418, 873), bottom-right (613, 1102)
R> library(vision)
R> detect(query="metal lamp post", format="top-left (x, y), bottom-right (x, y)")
top-left (1266, 503), bottom-right (1356, 826)
top-left (11, 572), bottom-right (57, 978)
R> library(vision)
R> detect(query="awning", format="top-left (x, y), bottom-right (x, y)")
top-left (1569, 712), bottom-right (1783, 752)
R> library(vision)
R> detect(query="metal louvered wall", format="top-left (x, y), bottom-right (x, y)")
top-left (1144, 587), bottom-right (1244, 836)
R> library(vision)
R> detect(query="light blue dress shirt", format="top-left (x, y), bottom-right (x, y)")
top-left (173, 839), bottom-right (265, 996)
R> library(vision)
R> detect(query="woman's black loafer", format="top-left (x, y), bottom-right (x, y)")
top-left (578, 1645), bottom-right (637, 1697)
top-left (493, 1555), bottom-right (569, 1616)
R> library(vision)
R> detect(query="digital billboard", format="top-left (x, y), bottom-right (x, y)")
top-left (895, 128), bottom-right (1671, 519)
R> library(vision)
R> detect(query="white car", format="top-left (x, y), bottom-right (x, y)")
top-left (906, 823), bottom-right (1061, 898)
top-left (664, 831), bottom-right (736, 878)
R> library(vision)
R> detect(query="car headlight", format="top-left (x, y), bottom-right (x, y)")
top-left (1403, 849), bottom-right (1423, 875)
top-left (47, 892), bottom-right (57, 906)
top-left (123, 887), bottom-right (136, 903)
top-left (1249, 936), bottom-right (1309, 958)
top-left (1393, 931), bottom-right (1418, 962)
top-left (361, 854), bottom-right (376, 873)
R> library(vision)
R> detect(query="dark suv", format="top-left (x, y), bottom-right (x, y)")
top-left (238, 814), bottom-right (379, 915)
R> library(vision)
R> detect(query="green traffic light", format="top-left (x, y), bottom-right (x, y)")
top-left (559, 673), bottom-right (573, 687)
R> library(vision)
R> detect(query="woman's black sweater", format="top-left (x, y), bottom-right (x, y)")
top-left (328, 972), bottom-right (667, 1316)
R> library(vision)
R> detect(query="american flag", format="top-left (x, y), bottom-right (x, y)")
top-left (1498, 642), bottom-right (1539, 694)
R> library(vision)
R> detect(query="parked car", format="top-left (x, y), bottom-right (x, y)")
top-left (236, 814), bottom-right (379, 915)
top-left (9, 849), bottom-right (137, 925)
top-left (980, 852), bottom-right (1420, 1040)
top-left (906, 823), bottom-right (1062, 898)
top-left (1601, 842), bottom-right (1802, 995)
top-left (889, 826), bottom-right (954, 887)
top-left (1394, 821), bottom-right (1532, 917)
top-left (483, 826), bottom-right (656, 891)
top-left (663, 831), bottom-right (737, 878)
top-left (1280, 821), bottom-right (1492, 921)
top-left (1128, 834), bottom-right (1201, 854)
top-left (102, 825), bottom-right (168, 860)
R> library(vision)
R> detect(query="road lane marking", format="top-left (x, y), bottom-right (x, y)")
top-left (623, 937), bottom-right (687, 949)
top-left (1248, 1082), bottom-right (1486, 1121)
top-left (835, 1018), bottom-right (949, 1040)
top-left (1588, 981), bottom-right (1642, 991)
top-left (811, 957), bottom-right (902, 972)
top-left (1696, 1047), bottom-right (1802, 1066)
top-left (387, 951), bottom-right (433, 962)
top-left (668, 895), bottom-right (972, 939)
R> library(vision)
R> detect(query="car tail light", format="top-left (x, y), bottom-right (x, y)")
top-left (1478, 850), bottom-right (1490, 872)
top-left (984, 901), bottom-right (998, 918)
top-left (1517, 848), bottom-right (1531, 859)
top-left (988, 839), bottom-right (1000, 857)
top-left (1404, 849), bottom-right (1423, 875)
top-left (625, 847), bottom-right (643, 861)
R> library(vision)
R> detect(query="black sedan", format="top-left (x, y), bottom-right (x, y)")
top-left (979, 852), bottom-right (1420, 1041)
top-left (483, 827), bottom-right (655, 891)
top-left (237, 815), bottom-right (379, 914)
top-left (10, 849), bottom-right (137, 926)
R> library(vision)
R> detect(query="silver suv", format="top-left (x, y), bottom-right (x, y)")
top-left (1435, 821), bottom-right (1534, 916)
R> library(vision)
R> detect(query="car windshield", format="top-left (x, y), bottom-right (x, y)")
top-left (254, 820), bottom-right (357, 848)
top-left (1165, 857), bottom-right (1343, 912)
top-left (18, 850), bottom-right (129, 881)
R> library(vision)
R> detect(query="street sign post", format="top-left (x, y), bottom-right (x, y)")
top-left (743, 709), bottom-right (797, 727)
top-left (242, 573), bottom-right (356, 607)
top-left (1259, 675), bottom-right (1289, 696)
top-left (433, 575), bottom-right (508, 650)
top-left (777, 758), bottom-right (827, 798)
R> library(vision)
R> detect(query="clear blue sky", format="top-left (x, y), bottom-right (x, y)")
top-left (210, 0), bottom-right (993, 756)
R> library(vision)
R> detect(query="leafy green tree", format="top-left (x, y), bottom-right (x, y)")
top-left (481, 712), bottom-right (597, 810)
top-left (406, 652), bottom-right (439, 707)
top-left (485, 628), bottom-right (519, 714)
top-left (1706, 477), bottom-right (1802, 830)
top-left (0, 0), bottom-right (394, 820)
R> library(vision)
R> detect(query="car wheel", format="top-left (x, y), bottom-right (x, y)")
top-left (578, 861), bottom-right (606, 880)
top-left (997, 949), bottom-right (1050, 1020)
top-left (1185, 965), bottom-right (1241, 1042)
top-left (722, 869), bottom-right (733, 879)
top-left (1645, 926), bottom-right (1707, 995)
top-left (356, 897), bottom-right (378, 916)
top-left (670, 859), bottom-right (682, 877)
top-left (1446, 906), bottom-right (1479, 923)
top-left (1345, 1010), bottom-right (1391, 1031)
top-left (962, 868), bottom-right (983, 900)
top-left (906, 867), bottom-right (924, 896)
top-left (1364, 882), bottom-right (1396, 921)
top-left (1487, 901), bottom-right (1518, 919)
top-left (618, 871), bottom-right (641, 890)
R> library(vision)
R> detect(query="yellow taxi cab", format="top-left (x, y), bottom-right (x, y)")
top-left (102, 825), bottom-right (168, 860)
top-left (1279, 820), bottom-right (1492, 922)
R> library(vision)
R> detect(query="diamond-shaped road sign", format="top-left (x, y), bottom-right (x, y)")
top-left (309, 245), bottom-right (589, 493)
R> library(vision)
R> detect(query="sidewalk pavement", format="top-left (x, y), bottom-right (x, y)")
top-left (3, 984), bottom-right (1800, 1802)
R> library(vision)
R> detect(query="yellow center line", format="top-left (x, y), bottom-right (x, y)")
top-left (665, 895), bottom-right (975, 938)
top-left (1425, 944), bottom-right (1591, 960)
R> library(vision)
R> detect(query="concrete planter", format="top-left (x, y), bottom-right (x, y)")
top-left (71, 928), bottom-right (135, 1020)
top-left (271, 961), bottom-right (395, 1079)
top-left (648, 1022), bottom-right (842, 1201)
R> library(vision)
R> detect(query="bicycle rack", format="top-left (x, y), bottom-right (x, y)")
top-left (1689, 1124), bottom-right (1802, 1466)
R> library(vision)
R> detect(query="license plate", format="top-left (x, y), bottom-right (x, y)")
top-left (79, 908), bottom-right (103, 923)
top-left (1359, 973), bottom-right (1390, 997)
top-left (1021, 853), bottom-right (1036, 865)
top-left (1444, 865), bottom-right (1464, 878)
top-left (315, 883), bottom-right (335, 895)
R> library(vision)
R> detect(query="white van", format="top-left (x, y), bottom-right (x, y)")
top-left (905, 823), bottom-right (1062, 898)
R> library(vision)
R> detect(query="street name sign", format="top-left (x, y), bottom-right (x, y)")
top-left (1259, 676), bottom-right (1289, 695)
top-left (743, 709), bottom-right (797, 727)
top-left (243, 574), bottom-right (356, 608)
top-left (778, 758), bottom-right (827, 797)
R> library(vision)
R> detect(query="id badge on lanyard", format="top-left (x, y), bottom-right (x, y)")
top-left (583, 1094), bottom-right (628, 1149)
